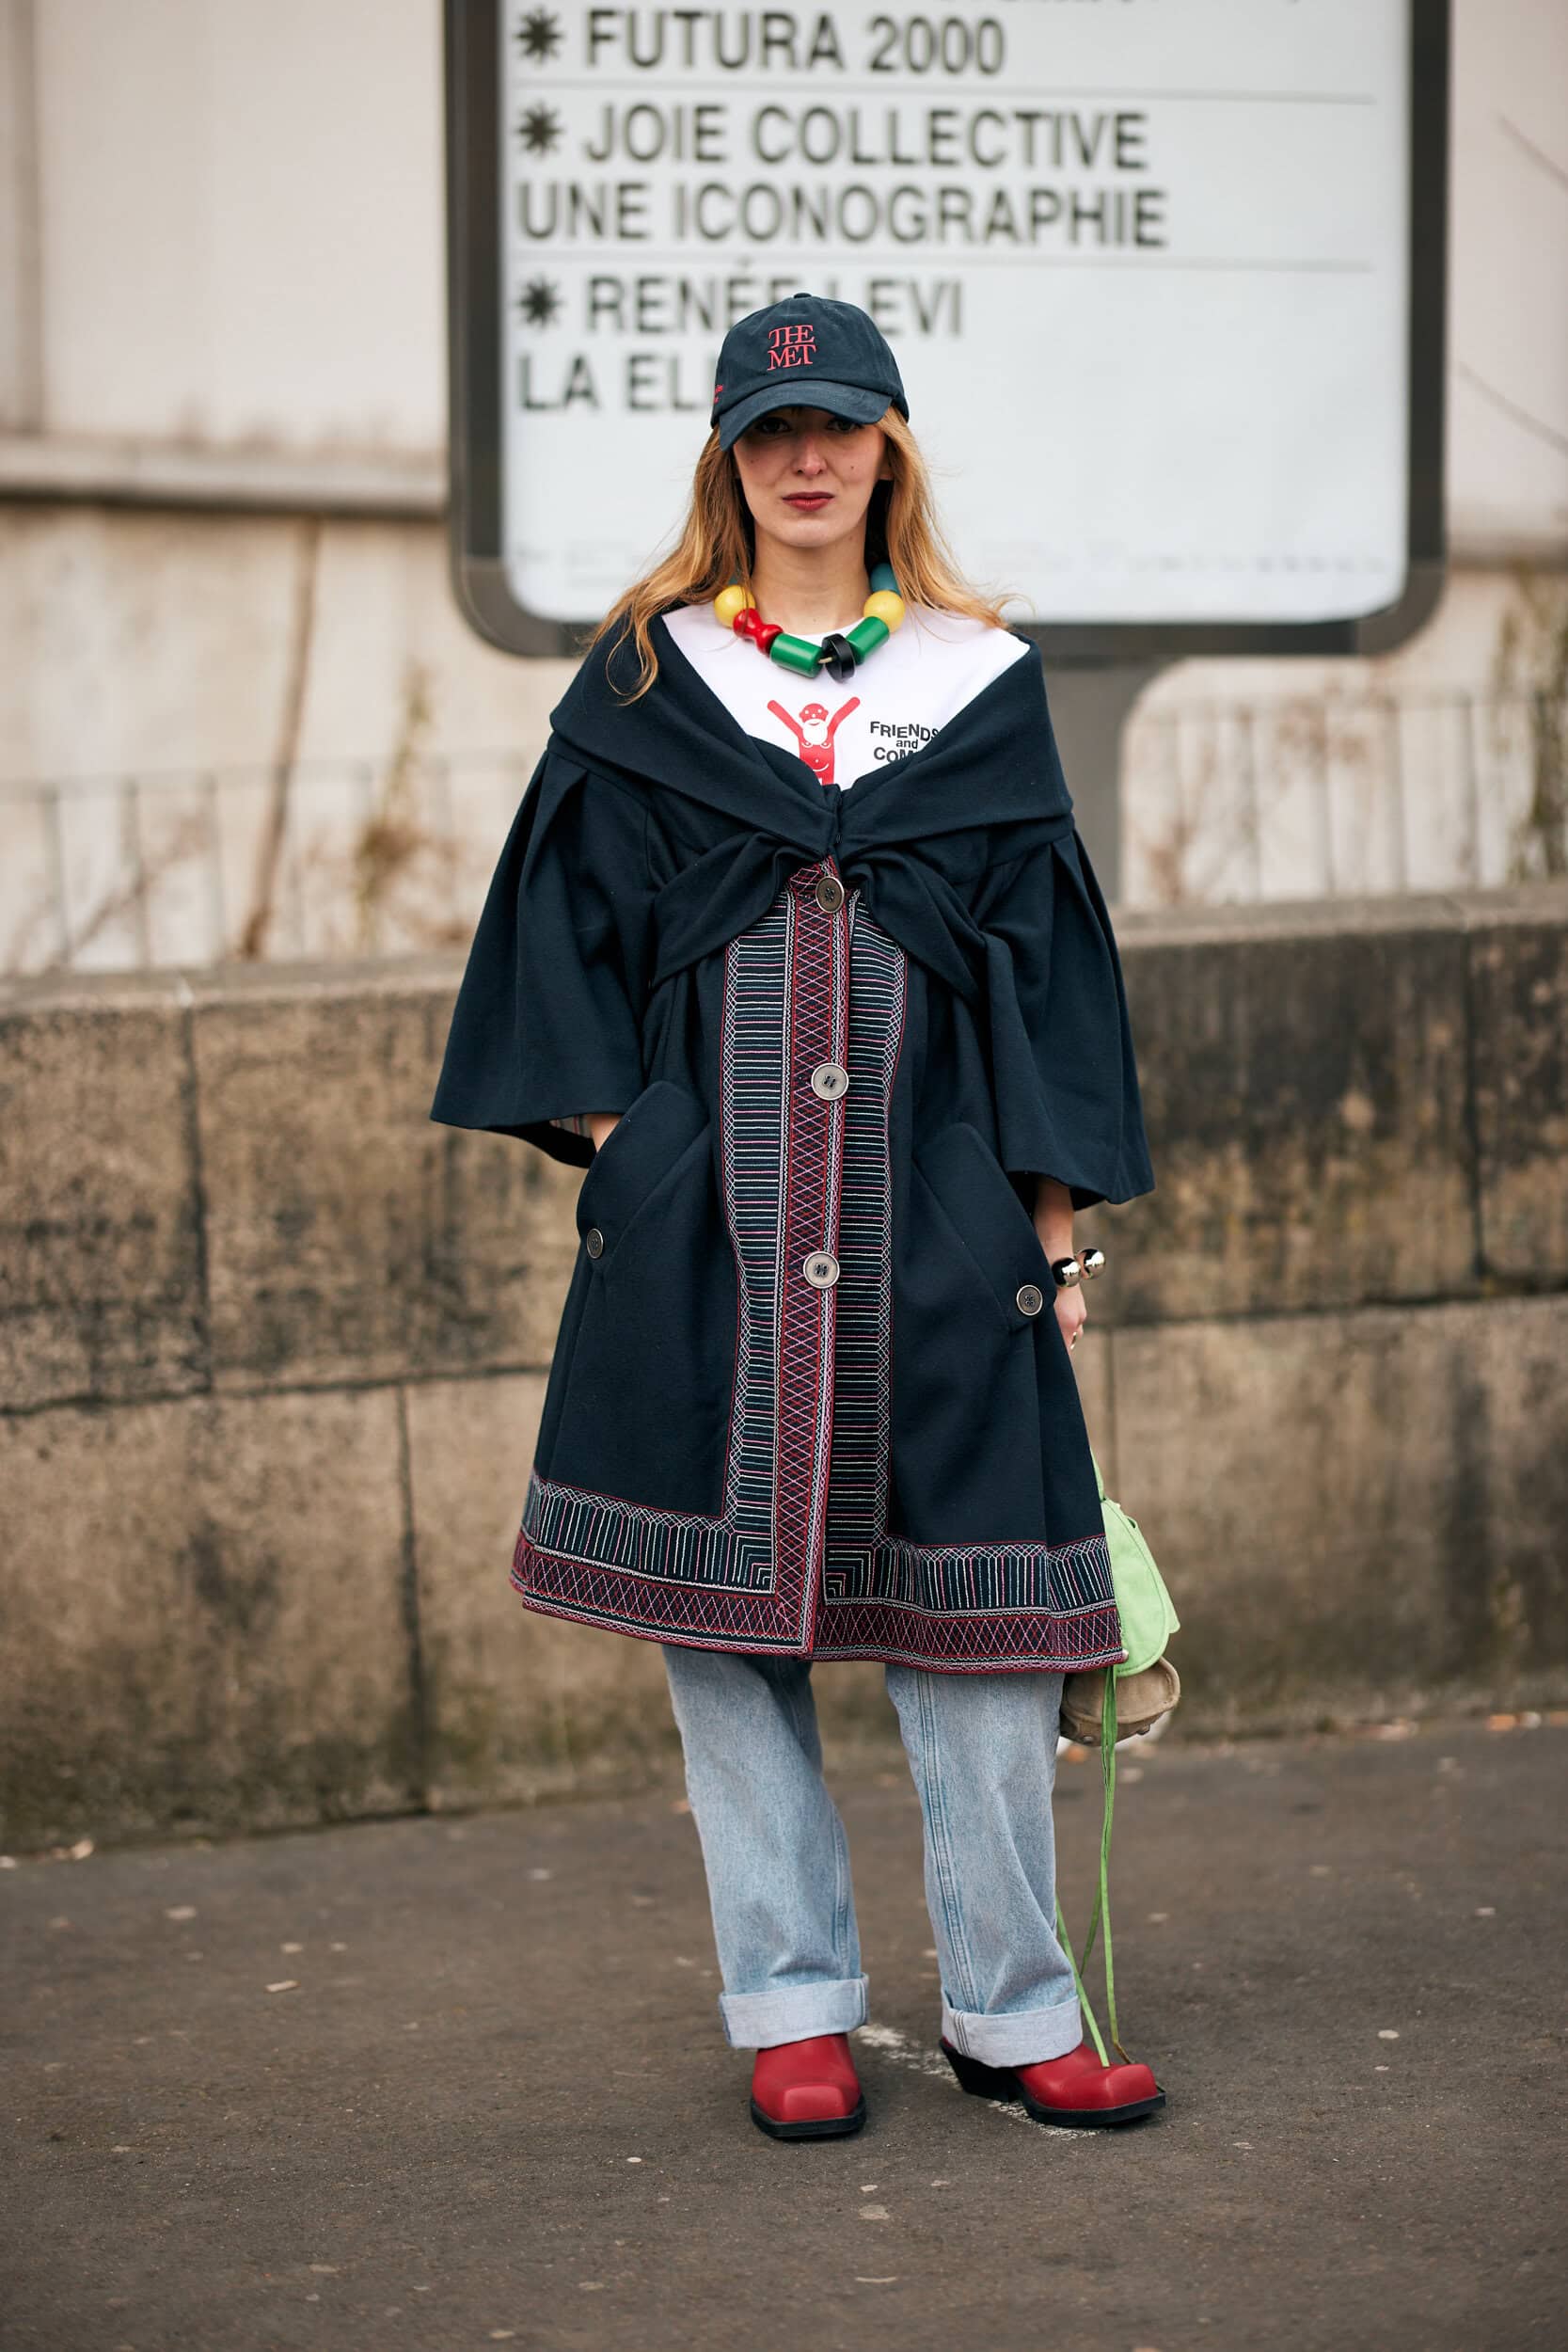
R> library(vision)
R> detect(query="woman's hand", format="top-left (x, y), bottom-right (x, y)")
top-left (1032, 1174), bottom-right (1085, 1356)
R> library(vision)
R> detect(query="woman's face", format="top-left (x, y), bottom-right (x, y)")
top-left (730, 405), bottom-right (894, 564)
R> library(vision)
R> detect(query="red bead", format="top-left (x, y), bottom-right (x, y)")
top-left (731, 608), bottom-right (788, 656)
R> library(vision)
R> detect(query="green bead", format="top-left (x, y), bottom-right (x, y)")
top-left (846, 616), bottom-right (890, 658)
top-left (868, 560), bottom-right (898, 596)
top-left (768, 632), bottom-right (825, 675)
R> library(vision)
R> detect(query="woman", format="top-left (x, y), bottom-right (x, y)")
top-left (431, 292), bottom-right (1162, 2139)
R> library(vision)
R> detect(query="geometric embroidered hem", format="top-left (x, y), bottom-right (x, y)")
top-left (513, 858), bottom-right (1125, 1675)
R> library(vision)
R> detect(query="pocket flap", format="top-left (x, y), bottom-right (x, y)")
top-left (914, 1119), bottom-right (1053, 1330)
top-left (575, 1079), bottom-right (708, 1243)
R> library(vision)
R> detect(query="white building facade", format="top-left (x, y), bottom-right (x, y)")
top-left (0, 0), bottom-right (1563, 971)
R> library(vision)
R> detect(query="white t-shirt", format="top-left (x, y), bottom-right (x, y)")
top-left (661, 597), bottom-right (1030, 790)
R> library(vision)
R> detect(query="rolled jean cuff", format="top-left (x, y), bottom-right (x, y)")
top-left (719, 1975), bottom-right (869, 2050)
top-left (941, 1990), bottom-right (1083, 2069)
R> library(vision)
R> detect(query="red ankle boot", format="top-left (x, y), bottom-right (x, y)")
top-left (942, 2036), bottom-right (1164, 2129)
top-left (750, 2032), bottom-right (867, 2140)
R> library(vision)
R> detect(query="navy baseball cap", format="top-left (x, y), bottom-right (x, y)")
top-left (710, 292), bottom-right (909, 451)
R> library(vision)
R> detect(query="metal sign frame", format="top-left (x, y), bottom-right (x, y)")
top-left (445, 0), bottom-right (1449, 663)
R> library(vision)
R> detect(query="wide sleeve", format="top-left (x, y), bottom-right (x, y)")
top-left (428, 746), bottom-right (653, 1168)
top-left (975, 823), bottom-right (1155, 1212)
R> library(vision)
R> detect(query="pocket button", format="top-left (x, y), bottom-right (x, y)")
top-left (1015, 1281), bottom-right (1043, 1316)
top-left (585, 1227), bottom-right (605, 1259)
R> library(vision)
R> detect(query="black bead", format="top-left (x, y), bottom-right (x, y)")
top-left (820, 631), bottom-right (860, 684)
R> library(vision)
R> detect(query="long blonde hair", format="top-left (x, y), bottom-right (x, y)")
top-left (580, 406), bottom-right (1017, 703)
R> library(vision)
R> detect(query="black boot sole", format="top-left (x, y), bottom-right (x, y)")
top-left (941, 2037), bottom-right (1164, 2129)
top-left (749, 2092), bottom-right (867, 2141)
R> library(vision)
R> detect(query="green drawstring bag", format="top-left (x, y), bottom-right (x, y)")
top-left (1061, 1447), bottom-right (1180, 1740)
top-left (1054, 1446), bottom-right (1180, 2064)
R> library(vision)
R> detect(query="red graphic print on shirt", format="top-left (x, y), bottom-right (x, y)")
top-left (768, 694), bottom-right (860, 787)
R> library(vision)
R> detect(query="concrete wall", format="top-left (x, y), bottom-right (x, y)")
top-left (2, 884), bottom-right (1565, 1849)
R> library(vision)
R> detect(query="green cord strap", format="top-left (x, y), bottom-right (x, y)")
top-left (1053, 1895), bottom-right (1109, 2065)
top-left (1056, 1665), bottom-right (1129, 2066)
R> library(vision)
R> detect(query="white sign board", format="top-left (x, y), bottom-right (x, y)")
top-left (482, 0), bottom-right (1425, 635)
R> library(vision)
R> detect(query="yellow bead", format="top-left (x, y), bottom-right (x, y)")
top-left (714, 584), bottom-right (754, 627)
top-left (863, 590), bottom-right (905, 630)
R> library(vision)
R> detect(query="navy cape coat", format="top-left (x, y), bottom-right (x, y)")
top-left (430, 611), bottom-right (1155, 1672)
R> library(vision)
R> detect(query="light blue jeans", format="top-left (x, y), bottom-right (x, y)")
top-left (659, 1645), bottom-right (1084, 2067)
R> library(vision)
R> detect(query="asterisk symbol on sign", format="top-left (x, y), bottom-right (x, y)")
top-left (515, 10), bottom-right (563, 63)
top-left (514, 8), bottom-right (563, 63)
top-left (516, 278), bottom-right (563, 327)
top-left (515, 103), bottom-right (563, 156)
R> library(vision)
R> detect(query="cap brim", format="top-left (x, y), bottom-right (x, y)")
top-left (717, 380), bottom-right (892, 451)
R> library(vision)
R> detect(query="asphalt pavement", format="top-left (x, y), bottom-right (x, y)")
top-left (4, 1714), bottom-right (1563, 2352)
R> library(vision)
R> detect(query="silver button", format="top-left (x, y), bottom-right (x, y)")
top-left (814, 872), bottom-right (846, 913)
top-left (802, 1251), bottom-right (840, 1288)
top-left (809, 1060), bottom-right (848, 1100)
top-left (1015, 1282), bottom-right (1043, 1315)
top-left (584, 1226), bottom-right (605, 1258)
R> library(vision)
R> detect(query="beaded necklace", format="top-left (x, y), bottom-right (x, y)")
top-left (712, 560), bottom-right (905, 684)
